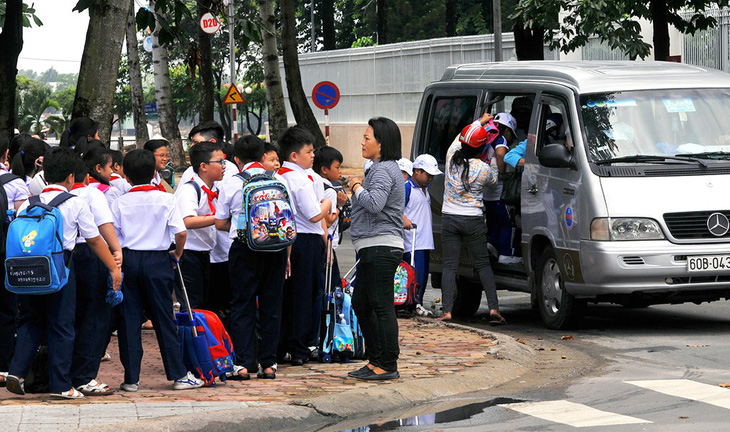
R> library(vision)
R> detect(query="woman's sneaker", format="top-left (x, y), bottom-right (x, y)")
top-left (120, 382), bottom-right (139, 392)
top-left (173, 372), bottom-right (204, 390)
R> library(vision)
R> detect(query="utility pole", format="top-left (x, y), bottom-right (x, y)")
top-left (224, 0), bottom-right (237, 141)
top-left (493, 0), bottom-right (502, 62)
top-left (310, 0), bottom-right (315, 52)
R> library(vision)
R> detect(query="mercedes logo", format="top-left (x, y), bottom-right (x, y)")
top-left (707, 212), bottom-right (730, 237)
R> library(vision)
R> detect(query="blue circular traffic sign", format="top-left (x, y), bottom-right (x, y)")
top-left (312, 81), bottom-right (340, 110)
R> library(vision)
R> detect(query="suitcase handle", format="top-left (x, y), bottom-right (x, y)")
top-left (172, 256), bottom-right (198, 337)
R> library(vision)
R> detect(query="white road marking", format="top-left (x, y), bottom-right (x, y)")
top-left (504, 400), bottom-right (651, 427)
top-left (626, 379), bottom-right (730, 410)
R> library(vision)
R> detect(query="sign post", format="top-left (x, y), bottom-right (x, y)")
top-left (311, 81), bottom-right (340, 145)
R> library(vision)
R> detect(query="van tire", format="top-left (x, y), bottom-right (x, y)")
top-left (536, 247), bottom-right (586, 329)
top-left (453, 277), bottom-right (482, 317)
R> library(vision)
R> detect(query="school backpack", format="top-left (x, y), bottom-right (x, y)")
top-left (235, 171), bottom-right (296, 252)
top-left (324, 182), bottom-right (352, 237)
top-left (394, 260), bottom-right (419, 310)
top-left (176, 308), bottom-right (236, 386)
top-left (0, 173), bottom-right (21, 255)
top-left (5, 193), bottom-right (74, 295)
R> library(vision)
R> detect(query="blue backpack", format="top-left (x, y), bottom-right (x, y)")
top-left (5, 193), bottom-right (74, 295)
top-left (236, 171), bottom-right (296, 252)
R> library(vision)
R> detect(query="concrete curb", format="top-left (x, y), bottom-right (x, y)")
top-left (86, 323), bottom-right (534, 432)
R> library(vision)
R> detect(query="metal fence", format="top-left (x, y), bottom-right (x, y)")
top-left (282, 33), bottom-right (558, 125)
top-left (682, 7), bottom-right (730, 72)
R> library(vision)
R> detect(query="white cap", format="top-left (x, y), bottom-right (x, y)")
top-left (412, 154), bottom-right (443, 176)
top-left (397, 158), bottom-right (413, 176)
top-left (494, 112), bottom-right (517, 134)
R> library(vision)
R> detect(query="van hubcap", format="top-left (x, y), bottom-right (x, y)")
top-left (541, 258), bottom-right (562, 317)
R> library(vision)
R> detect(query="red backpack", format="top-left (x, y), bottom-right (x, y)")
top-left (177, 309), bottom-right (236, 386)
top-left (394, 260), bottom-right (419, 310)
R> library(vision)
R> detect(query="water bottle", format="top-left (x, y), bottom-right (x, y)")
top-left (6, 209), bottom-right (14, 224)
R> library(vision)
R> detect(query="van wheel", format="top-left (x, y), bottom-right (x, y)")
top-left (452, 278), bottom-right (482, 317)
top-left (536, 247), bottom-right (586, 329)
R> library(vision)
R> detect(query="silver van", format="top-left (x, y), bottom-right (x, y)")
top-left (413, 61), bottom-right (730, 329)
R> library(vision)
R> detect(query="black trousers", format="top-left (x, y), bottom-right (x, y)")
top-left (176, 249), bottom-right (211, 310)
top-left (208, 261), bottom-right (232, 320)
top-left (0, 252), bottom-right (17, 371)
top-left (280, 234), bottom-right (325, 361)
top-left (228, 240), bottom-right (286, 371)
top-left (351, 245), bottom-right (402, 372)
top-left (117, 249), bottom-right (186, 383)
top-left (70, 243), bottom-right (113, 387)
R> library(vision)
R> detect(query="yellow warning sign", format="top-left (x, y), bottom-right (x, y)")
top-left (223, 83), bottom-right (244, 105)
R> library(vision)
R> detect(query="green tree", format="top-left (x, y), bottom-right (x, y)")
top-left (16, 78), bottom-right (65, 137)
top-left (512, 0), bottom-right (730, 61)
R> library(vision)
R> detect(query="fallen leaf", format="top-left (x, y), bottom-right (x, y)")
top-left (561, 335), bottom-right (574, 340)
top-left (515, 339), bottom-right (527, 345)
top-left (686, 344), bottom-right (708, 347)
top-left (537, 347), bottom-right (545, 351)
top-left (679, 416), bottom-right (689, 420)
top-left (719, 382), bottom-right (730, 388)
top-left (561, 355), bottom-right (567, 359)
top-left (550, 347), bottom-right (557, 351)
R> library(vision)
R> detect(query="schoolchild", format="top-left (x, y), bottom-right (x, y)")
top-left (277, 126), bottom-right (332, 366)
top-left (110, 149), bottom-right (203, 391)
top-left (11, 138), bottom-right (47, 189)
top-left (60, 117), bottom-right (99, 156)
top-left (69, 157), bottom-right (124, 395)
top-left (261, 141), bottom-right (281, 171)
top-left (174, 141), bottom-right (225, 310)
top-left (180, 121), bottom-right (235, 185)
top-left (107, 150), bottom-right (131, 203)
top-left (0, 135), bottom-right (30, 387)
top-left (208, 143), bottom-right (235, 320)
top-left (402, 154), bottom-right (443, 316)
top-left (397, 158), bottom-right (413, 181)
top-left (5, 147), bottom-right (122, 399)
top-left (143, 139), bottom-right (171, 192)
top-left (215, 136), bottom-right (290, 379)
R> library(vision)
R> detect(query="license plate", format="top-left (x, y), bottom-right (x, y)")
top-left (687, 255), bottom-right (730, 272)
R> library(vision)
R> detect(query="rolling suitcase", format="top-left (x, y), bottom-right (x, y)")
top-left (394, 224), bottom-right (420, 310)
top-left (318, 235), bottom-right (355, 363)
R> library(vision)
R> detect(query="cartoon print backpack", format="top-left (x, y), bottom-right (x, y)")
top-left (5, 193), bottom-right (74, 295)
top-left (235, 170), bottom-right (296, 252)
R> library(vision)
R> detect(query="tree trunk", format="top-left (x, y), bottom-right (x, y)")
top-left (650, 0), bottom-right (670, 61)
top-left (151, 3), bottom-right (185, 168)
top-left (197, 0), bottom-right (215, 122)
top-left (281, 0), bottom-right (327, 148)
top-left (513, 22), bottom-right (545, 60)
top-left (73, 0), bottom-right (128, 145)
top-left (259, 0), bottom-right (288, 143)
top-left (126, 0), bottom-right (149, 149)
top-left (0, 0), bottom-right (23, 138)
top-left (445, 0), bottom-right (457, 37)
top-left (376, 0), bottom-right (388, 44)
top-left (322, 0), bottom-right (335, 50)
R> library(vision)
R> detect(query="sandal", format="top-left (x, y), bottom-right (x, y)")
top-left (100, 352), bottom-right (112, 363)
top-left (50, 388), bottom-right (84, 399)
top-left (5, 375), bottom-right (24, 395)
top-left (489, 311), bottom-right (507, 326)
top-left (227, 365), bottom-right (250, 381)
top-left (77, 379), bottom-right (115, 396)
top-left (141, 320), bottom-right (154, 330)
top-left (257, 364), bottom-right (277, 379)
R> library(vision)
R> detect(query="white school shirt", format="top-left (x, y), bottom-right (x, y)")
top-left (174, 174), bottom-right (217, 251)
top-left (180, 164), bottom-right (237, 186)
top-left (403, 178), bottom-right (435, 252)
top-left (106, 174), bottom-right (132, 204)
top-left (110, 185), bottom-right (186, 250)
top-left (71, 184), bottom-right (114, 244)
top-left (216, 162), bottom-right (294, 241)
top-left (17, 185), bottom-right (99, 251)
top-left (278, 161), bottom-right (323, 235)
top-left (321, 178), bottom-right (340, 249)
top-left (0, 166), bottom-right (29, 209)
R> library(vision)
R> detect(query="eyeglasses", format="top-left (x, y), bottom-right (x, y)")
top-left (154, 152), bottom-right (170, 159)
top-left (207, 159), bottom-right (227, 166)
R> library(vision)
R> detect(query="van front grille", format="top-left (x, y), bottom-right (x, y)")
top-left (664, 210), bottom-right (730, 239)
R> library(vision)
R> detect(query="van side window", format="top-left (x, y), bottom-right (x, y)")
top-left (486, 94), bottom-right (535, 143)
top-left (426, 96), bottom-right (477, 163)
top-left (537, 98), bottom-right (573, 154)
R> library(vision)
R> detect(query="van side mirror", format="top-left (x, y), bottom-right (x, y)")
top-left (538, 144), bottom-right (574, 169)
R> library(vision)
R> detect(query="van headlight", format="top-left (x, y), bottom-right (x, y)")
top-left (590, 218), bottom-right (665, 241)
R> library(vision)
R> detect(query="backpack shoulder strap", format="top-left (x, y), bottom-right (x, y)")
top-left (48, 192), bottom-right (75, 208)
top-left (0, 173), bottom-right (20, 187)
top-left (237, 171), bottom-right (251, 181)
top-left (185, 180), bottom-right (201, 202)
top-left (404, 181), bottom-right (412, 207)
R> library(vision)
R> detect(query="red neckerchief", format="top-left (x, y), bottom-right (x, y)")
top-left (42, 187), bottom-right (66, 193)
top-left (71, 183), bottom-right (85, 190)
top-left (201, 185), bottom-right (218, 215)
top-left (154, 182), bottom-right (166, 192)
top-left (248, 162), bottom-right (265, 170)
top-left (278, 167), bottom-right (313, 182)
top-left (129, 185), bottom-right (159, 193)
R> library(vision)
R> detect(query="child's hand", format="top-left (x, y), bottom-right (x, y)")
top-left (479, 113), bottom-right (494, 125)
top-left (403, 215), bottom-right (413, 230)
top-left (110, 268), bottom-right (123, 292)
top-left (112, 250), bottom-right (123, 268)
top-left (336, 191), bottom-right (347, 207)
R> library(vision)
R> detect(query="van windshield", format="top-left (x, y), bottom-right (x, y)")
top-left (580, 89), bottom-right (730, 163)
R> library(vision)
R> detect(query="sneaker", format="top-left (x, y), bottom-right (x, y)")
top-left (173, 302), bottom-right (181, 313)
top-left (120, 382), bottom-right (139, 392)
top-left (173, 372), bottom-right (204, 390)
top-left (498, 255), bottom-right (523, 265)
top-left (5, 375), bottom-right (24, 395)
top-left (415, 304), bottom-right (432, 317)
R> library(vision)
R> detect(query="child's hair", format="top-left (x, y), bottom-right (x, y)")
top-left (313, 146), bottom-right (343, 175)
top-left (0, 133), bottom-right (9, 159)
top-left (74, 158), bottom-right (88, 184)
top-left (9, 133), bottom-right (34, 161)
top-left (83, 147), bottom-right (112, 185)
top-left (143, 139), bottom-right (169, 154)
top-left (60, 117), bottom-right (98, 152)
top-left (189, 121), bottom-right (225, 143)
top-left (109, 149), bottom-right (123, 168)
top-left (11, 138), bottom-right (48, 179)
top-left (123, 149), bottom-right (156, 185)
top-left (44, 147), bottom-right (79, 184)
top-left (368, 117), bottom-right (402, 161)
top-left (263, 141), bottom-right (280, 158)
top-left (450, 144), bottom-right (482, 193)
top-left (221, 143), bottom-right (235, 163)
top-left (189, 141), bottom-right (222, 174)
top-left (233, 135), bottom-right (266, 164)
top-left (278, 125), bottom-right (314, 162)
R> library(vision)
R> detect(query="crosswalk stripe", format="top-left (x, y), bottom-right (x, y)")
top-left (626, 379), bottom-right (730, 410)
top-left (504, 400), bottom-right (652, 427)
